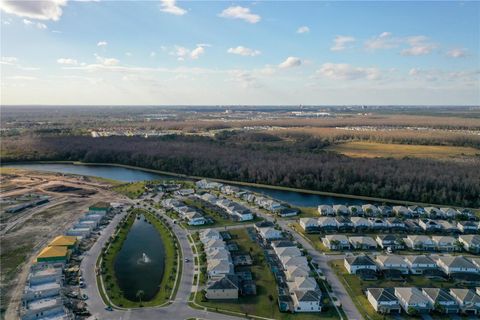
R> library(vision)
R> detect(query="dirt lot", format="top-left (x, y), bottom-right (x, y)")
top-left (0, 168), bottom-right (128, 319)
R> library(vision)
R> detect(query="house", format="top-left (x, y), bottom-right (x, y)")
top-left (457, 221), bottom-right (479, 234)
top-left (200, 229), bottom-right (222, 243)
top-left (254, 221), bottom-right (274, 232)
top-left (436, 255), bottom-right (479, 275)
top-left (205, 275), bottom-right (239, 300)
top-left (418, 219), bottom-right (442, 232)
top-left (332, 204), bottom-right (349, 215)
top-left (456, 208), bottom-right (475, 219)
top-left (335, 216), bottom-right (353, 231)
top-left (185, 212), bottom-right (207, 225)
top-left (36, 246), bottom-right (69, 263)
top-left (318, 205), bottom-right (334, 216)
top-left (366, 288), bottom-right (401, 314)
top-left (376, 235), bottom-right (404, 250)
top-left (349, 236), bottom-right (377, 250)
top-left (422, 288), bottom-right (459, 314)
top-left (196, 179), bottom-right (223, 190)
top-left (291, 290), bottom-right (322, 312)
top-left (376, 255), bottom-right (409, 274)
top-left (424, 207), bottom-right (442, 219)
top-left (88, 202), bottom-right (110, 215)
top-left (394, 287), bottom-right (432, 314)
top-left (275, 246), bottom-right (303, 259)
top-left (386, 217), bottom-right (406, 230)
top-left (440, 207), bottom-right (458, 219)
top-left (21, 297), bottom-right (66, 320)
top-left (368, 218), bottom-right (388, 230)
top-left (299, 218), bottom-right (319, 233)
top-left (404, 220), bottom-right (422, 233)
top-left (348, 205), bottom-right (363, 216)
top-left (378, 205), bottom-right (393, 217)
top-left (437, 220), bottom-right (458, 233)
top-left (176, 188), bottom-right (195, 196)
top-left (207, 248), bottom-right (232, 262)
top-left (280, 256), bottom-right (309, 269)
top-left (285, 265), bottom-right (310, 281)
top-left (362, 204), bottom-right (379, 216)
top-left (204, 239), bottom-right (227, 251)
top-left (289, 276), bottom-right (319, 291)
top-left (207, 259), bottom-right (234, 277)
top-left (350, 217), bottom-right (371, 230)
top-left (277, 208), bottom-right (299, 217)
top-left (258, 227), bottom-right (282, 240)
top-left (408, 205), bottom-right (425, 217)
top-left (432, 236), bottom-right (460, 252)
top-left (404, 255), bottom-right (437, 274)
top-left (404, 235), bottom-right (436, 251)
top-left (392, 206), bottom-right (411, 217)
top-left (449, 288), bottom-right (480, 315)
top-left (27, 266), bottom-right (62, 286)
top-left (322, 235), bottom-right (350, 250)
top-left (48, 235), bottom-right (77, 249)
top-left (458, 234), bottom-right (480, 253)
top-left (344, 255), bottom-right (378, 274)
top-left (22, 280), bottom-right (61, 302)
top-left (317, 217), bottom-right (338, 231)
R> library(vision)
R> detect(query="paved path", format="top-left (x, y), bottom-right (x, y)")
top-left (81, 204), bottom-right (245, 320)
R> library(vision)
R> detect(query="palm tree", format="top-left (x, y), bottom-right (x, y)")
top-left (136, 290), bottom-right (145, 305)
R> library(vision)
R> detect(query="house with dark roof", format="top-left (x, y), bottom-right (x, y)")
top-left (422, 288), bottom-right (459, 314)
top-left (291, 289), bottom-right (322, 312)
top-left (376, 235), bottom-right (404, 250)
top-left (205, 275), bottom-right (239, 299)
top-left (335, 216), bottom-right (353, 231)
top-left (432, 236), bottom-right (460, 252)
top-left (418, 219), bottom-right (442, 232)
top-left (349, 236), bottom-right (377, 250)
top-left (457, 221), bottom-right (479, 234)
top-left (449, 288), bottom-right (480, 315)
top-left (386, 217), bottom-right (406, 231)
top-left (366, 288), bottom-right (401, 314)
top-left (344, 255), bottom-right (378, 274)
top-left (404, 235), bottom-right (436, 251)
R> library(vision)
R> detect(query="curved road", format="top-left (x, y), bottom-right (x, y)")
top-left (81, 205), bottom-right (245, 320)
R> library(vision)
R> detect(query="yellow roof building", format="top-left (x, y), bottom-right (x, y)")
top-left (49, 235), bottom-right (77, 248)
top-left (37, 246), bottom-right (68, 262)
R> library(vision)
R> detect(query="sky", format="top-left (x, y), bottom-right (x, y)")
top-left (1, 0), bottom-right (479, 105)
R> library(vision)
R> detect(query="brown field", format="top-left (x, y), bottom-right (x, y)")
top-left (327, 141), bottom-right (480, 159)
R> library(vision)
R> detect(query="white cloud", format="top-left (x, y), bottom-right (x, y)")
top-left (408, 68), bottom-right (479, 83)
top-left (125, 52), bottom-right (132, 57)
top-left (297, 26), bottom-right (310, 34)
top-left (219, 6), bottom-right (260, 24)
top-left (36, 22), bottom-right (47, 29)
top-left (7, 75), bottom-right (37, 81)
top-left (1, 56), bottom-right (18, 64)
top-left (170, 44), bottom-right (207, 60)
top-left (150, 51), bottom-right (156, 58)
top-left (278, 57), bottom-right (301, 69)
top-left (317, 63), bottom-right (381, 80)
top-left (0, 0), bottom-right (66, 21)
top-left (364, 32), bottom-right (399, 51)
top-left (227, 46), bottom-right (261, 57)
top-left (229, 70), bottom-right (260, 88)
top-left (160, 0), bottom-right (186, 16)
top-left (22, 18), bottom-right (33, 25)
top-left (190, 46), bottom-right (205, 59)
top-left (57, 58), bottom-right (78, 65)
top-left (97, 41), bottom-right (108, 47)
top-left (330, 35), bottom-right (355, 51)
top-left (446, 48), bottom-right (467, 58)
top-left (94, 54), bottom-right (119, 66)
top-left (401, 36), bottom-right (436, 56)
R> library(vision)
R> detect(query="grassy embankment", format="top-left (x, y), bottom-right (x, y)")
top-left (328, 259), bottom-right (465, 320)
top-left (99, 209), bottom-right (179, 308)
top-left (194, 228), bottom-right (340, 320)
top-left (327, 141), bottom-right (480, 160)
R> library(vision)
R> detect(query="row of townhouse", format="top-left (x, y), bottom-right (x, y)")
top-left (367, 287), bottom-right (480, 315)
top-left (162, 198), bottom-right (207, 225)
top-left (300, 216), bottom-right (480, 234)
top-left (256, 226), bottom-right (322, 313)
top-left (318, 204), bottom-right (475, 220)
top-left (66, 202), bottom-right (110, 238)
top-left (322, 233), bottom-right (480, 253)
top-left (213, 197), bottom-right (254, 221)
top-left (344, 254), bottom-right (480, 277)
top-left (199, 229), bottom-right (239, 300)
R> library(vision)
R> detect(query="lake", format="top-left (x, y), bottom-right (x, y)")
top-left (114, 214), bottom-right (165, 301)
top-left (5, 163), bottom-right (372, 206)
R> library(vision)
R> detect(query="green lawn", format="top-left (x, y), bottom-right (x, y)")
top-left (112, 182), bottom-right (147, 199)
top-left (99, 209), bottom-right (179, 308)
top-left (194, 228), bottom-right (340, 320)
top-left (328, 259), bottom-right (465, 320)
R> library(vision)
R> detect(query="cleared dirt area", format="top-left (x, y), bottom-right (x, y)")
top-left (0, 168), bottom-right (127, 319)
top-left (326, 141), bottom-right (480, 160)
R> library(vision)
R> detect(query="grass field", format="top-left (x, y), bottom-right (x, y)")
top-left (328, 259), bottom-right (465, 320)
top-left (327, 141), bottom-right (480, 159)
top-left (100, 209), bottom-right (178, 307)
top-left (112, 182), bottom-right (147, 199)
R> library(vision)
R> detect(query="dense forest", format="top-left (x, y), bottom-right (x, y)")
top-left (3, 135), bottom-right (479, 207)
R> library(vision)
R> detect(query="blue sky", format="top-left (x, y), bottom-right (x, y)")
top-left (1, 0), bottom-right (479, 105)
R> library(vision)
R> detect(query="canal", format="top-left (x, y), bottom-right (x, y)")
top-left (5, 163), bottom-right (372, 206)
top-left (114, 214), bottom-right (165, 302)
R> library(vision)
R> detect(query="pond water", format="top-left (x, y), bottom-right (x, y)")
top-left (114, 214), bottom-right (165, 301)
top-left (5, 163), bottom-right (373, 206)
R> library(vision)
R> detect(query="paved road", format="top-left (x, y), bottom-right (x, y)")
top-left (81, 204), bottom-right (245, 320)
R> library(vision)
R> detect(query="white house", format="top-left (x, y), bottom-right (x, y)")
top-left (394, 287), bottom-right (432, 314)
top-left (366, 288), bottom-right (402, 314)
top-left (349, 236), bottom-right (377, 250)
top-left (432, 236), bottom-right (459, 252)
top-left (322, 235), bottom-right (350, 250)
top-left (404, 235), bottom-right (436, 250)
top-left (436, 255), bottom-right (479, 275)
top-left (258, 227), bottom-right (282, 240)
top-left (404, 255), bottom-right (437, 274)
top-left (317, 217), bottom-right (338, 230)
top-left (458, 234), bottom-right (480, 253)
top-left (299, 218), bottom-right (319, 232)
top-left (350, 217), bottom-right (371, 229)
top-left (376, 255), bottom-right (409, 274)
top-left (291, 289), bottom-right (322, 312)
top-left (332, 204), bottom-right (348, 215)
top-left (362, 204), bottom-right (379, 216)
top-left (318, 205), bottom-right (334, 216)
top-left (344, 255), bottom-right (377, 274)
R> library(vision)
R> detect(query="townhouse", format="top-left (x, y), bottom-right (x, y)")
top-left (458, 234), bottom-right (480, 253)
top-left (318, 205), bottom-right (334, 216)
top-left (344, 255), bottom-right (378, 274)
top-left (457, 221), bottom-right (479, 234)
top-left (436, 255), bottom-right (479, 275)
top-left (376, 235), bottom-right (404, 250)
top-left (404, 255), bottom-right (437, 274)
top-left (349, 236), bottom-right (377, 250)
top-left (366, 288), bottom-right (402, 314)
top-left (404, 235), bottom-right (436, 251)
top-left (394, 287), bottom-right (432, 314)
top-left (432, 236), bottom-right (460, 252)
top-left (362, 204), bottom-right (379, 216)
top-left (422, 288), bottom-right (459, 314)
top-left (375, 255), bottom-right (409, 274)
top-left (322, 234), bottom-right (350, 250)
top-left (449, 288), bottom-right (480, 315)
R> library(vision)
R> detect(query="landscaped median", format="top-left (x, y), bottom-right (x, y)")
top-left (97, 208), bottom-right (181, 308)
